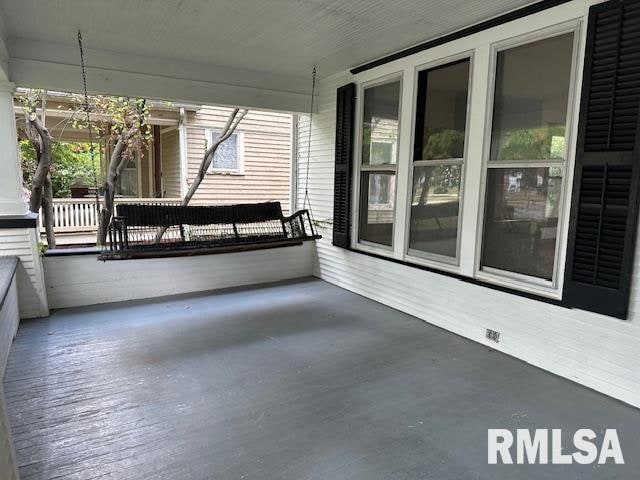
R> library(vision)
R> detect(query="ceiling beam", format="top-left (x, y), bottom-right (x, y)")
top-left (7, 39), bottom-right (314, 113)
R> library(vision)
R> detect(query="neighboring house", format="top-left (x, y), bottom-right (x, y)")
top-left (14, 94), bottom-right (293, 241)
top-left (168, 106), bottom-right (292, 211)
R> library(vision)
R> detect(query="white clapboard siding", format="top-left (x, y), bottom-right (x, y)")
top-left (0, 277), bottom-right (18, 378)
top-left (0, 228), bottom-right (48, 319)
top-left (0, 273), bottom-right (20, 480)
top-left (296, 71), bottom-right (640, 408)
top-left (44, 242), bottom-right (315, 309)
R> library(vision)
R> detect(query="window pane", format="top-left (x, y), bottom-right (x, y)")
top-left (482, 167), bottom-right (563, 280)
top-left (211, 133), bottom-right (238, 170)
top-left (409, 165), bottom-right (461, 258)
top-left (416, 60), bottom-right (469, 160)
top-left (118, 157), bottom-right (138, 196)
top-left (490, 33), bottom-right (574, 161)
top-left (362, 81), bottom-right (401, 166)
top-left (359, 172), bottom-right (396, 246)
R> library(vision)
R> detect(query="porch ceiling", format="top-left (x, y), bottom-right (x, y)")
top-left (0, 0), bottom-right (539, 110)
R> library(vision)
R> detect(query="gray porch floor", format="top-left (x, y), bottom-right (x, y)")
top-left (4, 278), bottom-right (640, 480)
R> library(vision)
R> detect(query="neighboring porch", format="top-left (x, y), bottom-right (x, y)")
top-left (38, 197), bottom-right (181, 246)
top-left (5, 278), bottom-right (640, 480)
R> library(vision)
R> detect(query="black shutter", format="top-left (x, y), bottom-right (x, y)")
top-left (332, 83), bottom-right (356, 248)
top-left (564, 0), bottom-right (640, 318)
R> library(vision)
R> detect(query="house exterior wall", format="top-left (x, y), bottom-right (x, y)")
top-left (0, 228), bottom-right (48, 319)
top-left (43, 242), bottom-right (315, 309)
top-left (297, 0), bottom-right (640, 409)
top-left (184, 107), bottom-right (292, 212)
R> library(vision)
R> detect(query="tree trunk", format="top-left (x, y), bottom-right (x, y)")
top-left (154, 108), bottom-right (247, 243)
top-left (24, 111), bottom-right (56, 248)
top-left (41, 174), bottom-right (56, 249)
top-left (27, 114), bottom-right (53, 213)
top-left (97, 136), bottom-right (129, 246)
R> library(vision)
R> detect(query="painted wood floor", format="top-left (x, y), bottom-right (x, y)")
top-left (4, 278), bottom-right (640, 480)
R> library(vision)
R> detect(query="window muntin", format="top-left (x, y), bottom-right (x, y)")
top-left (358, 79), bottom-right (401, 247)
top-left (408, 59), bottom-right (470, 260)
top-left (481, 32), bottom-right (575, 282)
top-left (207, 130), bottom-right (244, 174)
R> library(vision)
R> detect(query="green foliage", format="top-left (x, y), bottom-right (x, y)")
top-left (73, 96), bottom-right (153, 163)
top-left (16, 88), bottom-right (44, 112)
top-left (497, 126), bottom-right (565, 160)
top-left (422, 129), bottom-right (465, 160)
top-left (20, 140), bottom-right (101, 198)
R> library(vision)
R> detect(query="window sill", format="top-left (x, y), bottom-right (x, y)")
top-left (346, 246), bottom-right (565, 307)
top-left (207, 171), bottom-right (245, 176)
top-left (354, 240), bottom-right (394, 257)
top-left (404, 250), bottom-right (461, 275)
top-left (473, 268), bottom-right (561, 300)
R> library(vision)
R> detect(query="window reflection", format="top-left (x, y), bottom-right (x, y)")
top-left (482, 167), bottom-right (562, 280)
top-left (409, 165), bottom-right (461, 258)
top-left (490, 33), bottom-right (574, 162)
top-left (362, 82), bottom-right (401, 166)
top-left (359, 172), bottom-right (396, 246)
top-left (417, 60), bottom-right (469, 160)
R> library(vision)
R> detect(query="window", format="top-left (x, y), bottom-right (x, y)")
top-left (358, 80), bottom-right (401, 247)
top-left (207, 130), bottom-right (244, 174)
top-left (408, 59), bottom-right (470, 260)
top-left (481, 33), bottom-right (575, 282)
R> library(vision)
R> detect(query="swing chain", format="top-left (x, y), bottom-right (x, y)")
top-left (303, 66), bottom-right (316, 221)
top-left (77, 30), bottom-right (100, 212)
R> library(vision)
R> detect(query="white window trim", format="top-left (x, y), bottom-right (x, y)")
top-left (473, 20), bottom-right (583, 298)
top-left (403, 52), bottom-right (474, 270)
top-left (205, 129), bottom-right (245, 175)
top-left (347, 2), bottom-right (590, 300)
top-left (352, 72), bottom-right (404, 255)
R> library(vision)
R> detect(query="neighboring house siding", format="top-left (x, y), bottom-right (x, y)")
top-left (185, 107), bottom-right (291, 213)
top-left (160, 129), bottom-right (181, 198)
top-left (297, 67), bottom-right (640, 409)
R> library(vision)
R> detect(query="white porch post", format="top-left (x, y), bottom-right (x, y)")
top-left (0, 82), bottom-right (27, 215)
top-left (0, 80), bottom-right (49, 319)
top-left (178, 108), bottom-right (189, 199)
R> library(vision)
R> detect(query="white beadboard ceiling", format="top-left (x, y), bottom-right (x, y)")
top-left (1, 0), bottom-right (540, 79)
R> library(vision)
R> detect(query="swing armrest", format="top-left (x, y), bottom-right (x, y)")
top-left (281, 209), bottom-right (321, 239)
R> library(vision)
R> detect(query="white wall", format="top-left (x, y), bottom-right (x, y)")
top-left (297, 2), bottom-right (640, 408)
top-left (0, 276), bottom-right (21, 480)
top-left (0, 228), bottom-right (48, 319)
top-left (44, 243), bottom-right (315, 309)
top-left (0, 276), bottom-right (19, 376)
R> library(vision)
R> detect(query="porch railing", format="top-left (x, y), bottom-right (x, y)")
top-left (39, 198), bottom-right (182, 234)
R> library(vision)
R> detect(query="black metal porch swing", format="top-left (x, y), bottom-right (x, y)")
top-left (76, 31), bottom-right (320, 260)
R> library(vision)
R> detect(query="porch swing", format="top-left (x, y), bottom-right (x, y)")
top-left (74, 32), bottom-right (321, 260)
